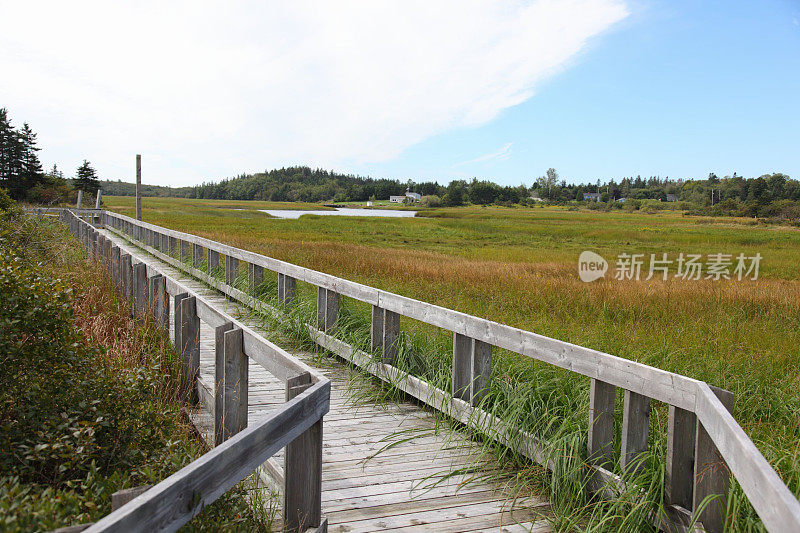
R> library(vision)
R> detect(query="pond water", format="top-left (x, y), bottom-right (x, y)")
top-left (259, 208), bottom-right (417, 219)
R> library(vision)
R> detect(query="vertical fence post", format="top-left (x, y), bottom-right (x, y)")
top-left (471, 339), bottom-right (492, 406)
top-left (222, 328), bottom-right (248, 441)
top-left (111, 246), bottom-right (120, 290)
top-left (148, 274), bottom-right (165, 327)
top-left (278, 273), bottom-right (285, 302)
top-left (325, 290), bottom-right (338, 331)
top-left (316, 287), bottom-right (327, 330)
top-left (207, 249), bottom-right (220, 275)
top-left (179, 296), bottom-right (200, 404)
top-left (382, 309), bottom-right (400, 364)
top-left (452, 333), bottom-right (471, 401)
top-left (621, 390), bottom-right (651, 474)
top-left (169, 236), bottom-right (177, 257)
top-left (284, 371), bottom-right (322, 533)
top-left (371, 305), bottom-right (384, 353)
top-left (180, 240), bottom-right (190, 262)
top-left (133, 262), bottom-right (148, 318)
top-left (588, 379), bottom-right (616, 469)
top-left (192, 243), bottom-right (203, 269)
top-left (214, 322), bottom-right (235, 446)
top-left (284, 276), bottom-right (296, 307)
top-left (693, 387), bottom-right (734, 533)
top-left (121, 254), bottom-right (133, 301)
top-left (666, 405), bottom-right (697, 511)
top-left (249, 263), bottom-right (264, 294)
top-left (225, 255), bottom-right (239, 287)
top-left (173, 292), bottom-right (189, 362)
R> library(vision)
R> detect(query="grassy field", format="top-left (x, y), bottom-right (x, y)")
top-left (103, 195), bottom-right (800, 530)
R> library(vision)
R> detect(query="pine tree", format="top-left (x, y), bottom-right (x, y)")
top-left (18, 123), bottom-right (44, 192)
top-left (75, 160), bottom-right (100, 195)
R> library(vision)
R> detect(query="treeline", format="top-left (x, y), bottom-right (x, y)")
top-left (0, 108), bottom-right (99, 204)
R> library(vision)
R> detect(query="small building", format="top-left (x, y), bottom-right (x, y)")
top-left (666, 194), bottom-right (678, 202)
top-left (389, 195), bottom-right (406, 203)
top-left (583, 192), bottom-right (601, 202)
top-left (405, 191), bottom-right (421, 201)
top-left (617, 197), bottom-right (627, 203)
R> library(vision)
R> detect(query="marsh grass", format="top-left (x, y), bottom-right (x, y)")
top-left (0, 214), bottom-right (278, 531)
top-left (107, 198), bottom-right (800, 531)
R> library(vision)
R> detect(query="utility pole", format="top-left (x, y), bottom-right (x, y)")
top-left (136, 154), bottom-right (142, 221)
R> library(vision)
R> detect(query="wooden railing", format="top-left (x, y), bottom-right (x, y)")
top-left (88, 208), bottom-right (800, 533)
top-left (58, 210), bottom-right (330, 533)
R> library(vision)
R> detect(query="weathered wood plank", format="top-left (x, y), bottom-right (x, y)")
top-left (587, 379), bottom-right (615, 468)
top-left (284, 372), bottom-right (323, 532)
top-left (666, 405), bottom-right (696, 510)
top-left (452, 333), bottom-right (471, 401)
top-left (214, 322), bottom-right (235, 446)
top-left (222, 327), bottom-right (248, 441)
top-left (620, 390), bottom-right (650, 474)
top-left (86, 380), bottom-right (330, 533)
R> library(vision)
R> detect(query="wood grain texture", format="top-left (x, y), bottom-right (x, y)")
top-left (222, 327), bottom-right (248, 441)
top-left (588, 379), bottom-right (615, 469)
top-left (620, 390), bottom-right (651, 474)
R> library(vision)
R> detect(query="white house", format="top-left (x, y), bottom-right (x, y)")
top-left (389, 191), bottom-right (421, 203)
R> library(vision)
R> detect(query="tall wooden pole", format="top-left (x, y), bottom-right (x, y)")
top-left (135, 154), bottom-right (142, 221)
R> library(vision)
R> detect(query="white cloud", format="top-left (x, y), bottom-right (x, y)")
top-left (0, 1), bottom-right (628, 186)
top-left (457, 143), bottom-right (514, 166)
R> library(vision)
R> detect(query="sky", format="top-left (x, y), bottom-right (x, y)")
top-left (1, 1), bottom-right (798, 188)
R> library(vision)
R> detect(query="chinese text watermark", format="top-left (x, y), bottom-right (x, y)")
top-left (578, 251), bottom-right (761, 282)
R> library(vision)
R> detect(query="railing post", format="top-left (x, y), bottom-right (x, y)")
top-left (121, 254), bottom-right (133, 301)
top-left (149, 274), bottom-right (167, 329)
top-left (452, 333), bottom-right (471, 401)
top-left (214, 322), bottom-right (235, 446)
top-left (382, 309), bottom-right (400, 364)
top-left (452, 334), bottom-right (492, 406)
top-left (180, 240), bottom-right (190, 262)
top-left (316, 287), bottom-right (326, 330)
top-left (249, 263), bottom-right (264, 294)
top-left (371, 305), bottom-right (384, 352)
top-left (471, 339), bottom-right (492, 406)
top-left (160, 233), bottom-right (168, 253)
top-left (173, 292), bottom-right (189, 363)
top-left (620, 390), bottom-right (651, 474)
top-left (169, 236), bottom-right (177, 257)
top-left (207, 249), bottom-right (220, 274)
top-left (133, 262), bottom-right (148, 318)
top-left (192, 243), bottom-right (203, 269)
top-left (666, 405), bottom-right (697, 510)
top-left (278, 273), bottom-right (285, 302)
top-left (284, 371), bottom-right (323, 533)
top-left (222, 327), bottom-right (248, 441)
top-left (179, 295), bottom-right (200, 404)
top-left (111, 245), bottom-right (120, 290)
top-left (693, 386), bottom-right (734, 533)
top-left (284, 276), bottom-right (296, 306)
top-left (325, 290), bottom-right (338, 331)
top-left (225, 255), bottom-right (239, 286)
top-left (588, 379), bottom-right (616, 469)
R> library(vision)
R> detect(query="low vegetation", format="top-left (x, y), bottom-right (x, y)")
top-left (0, 196), bottom-right (274, 531)
top-left (111, 195), bottom-right (799, 531)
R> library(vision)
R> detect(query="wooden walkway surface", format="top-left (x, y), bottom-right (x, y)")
top-left (103, 229), bottom-right (552, 533)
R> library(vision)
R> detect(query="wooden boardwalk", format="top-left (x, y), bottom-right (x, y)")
top-left (103, 228), bottom-right (552, 533)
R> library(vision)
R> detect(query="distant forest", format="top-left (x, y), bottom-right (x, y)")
top-left (4, 106), bottom-right (799, 222)
top-left (102, 166), bottom-right (800, 221)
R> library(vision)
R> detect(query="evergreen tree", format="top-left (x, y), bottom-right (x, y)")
top-left (75, 160), bottom-right (100, 195)
top-left (18, 123), bottom-right (44, 192)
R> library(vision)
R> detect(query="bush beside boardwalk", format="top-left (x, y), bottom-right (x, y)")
top-left (0, 195), bottom-right (275, 531)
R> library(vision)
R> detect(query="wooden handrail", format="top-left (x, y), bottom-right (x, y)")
top-left (56, 210), bottom-right (330, 533)
top-left (49, 208), bottom-right (800, 532)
